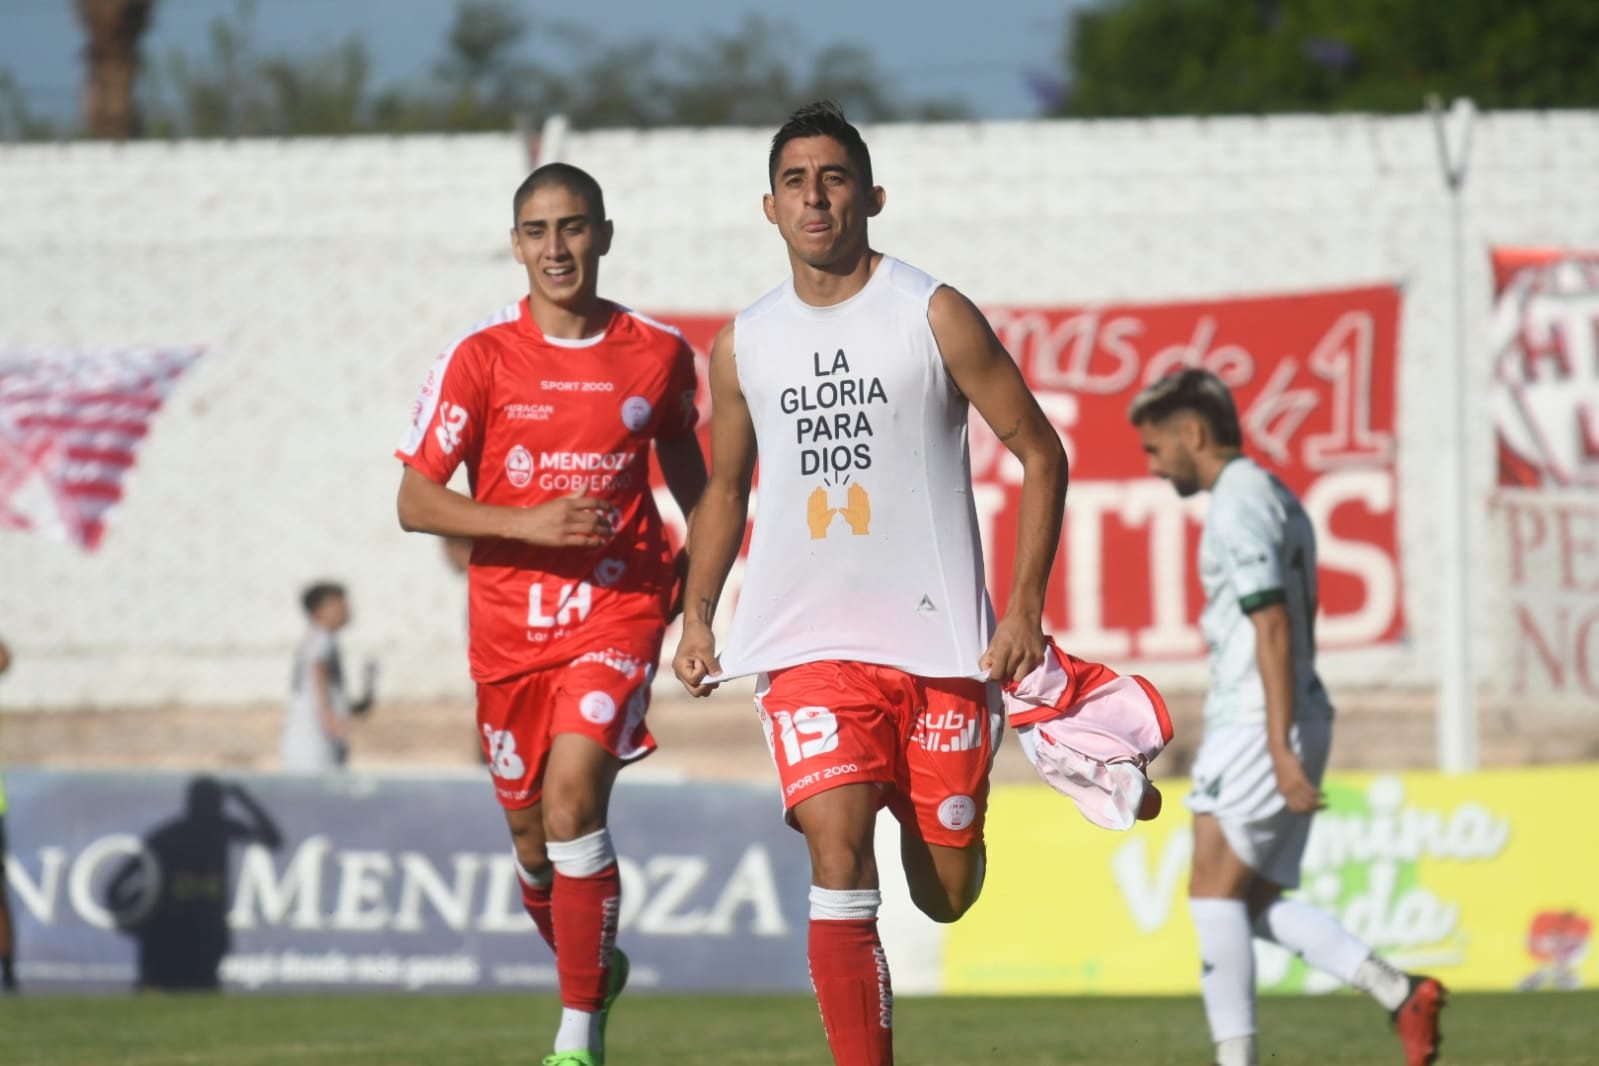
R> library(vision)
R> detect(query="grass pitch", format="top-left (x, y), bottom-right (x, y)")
top-left (1, 991), bottom-right (1593, 1065)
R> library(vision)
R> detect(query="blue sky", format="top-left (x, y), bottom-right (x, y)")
top-left (0, 0), bottom-right (1088, 123)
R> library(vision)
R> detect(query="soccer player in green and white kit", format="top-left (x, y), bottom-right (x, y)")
top-left (1129, 368), bottom-right (1445, 1066)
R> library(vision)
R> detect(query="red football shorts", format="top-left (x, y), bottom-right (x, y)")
top-left (475, 627), bottom-right (660, 809)
top-left (754, 660), bottom-right (1001, 848)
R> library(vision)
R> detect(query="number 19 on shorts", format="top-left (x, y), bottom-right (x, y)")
top-left (774, 706), bottom-right (840, 765)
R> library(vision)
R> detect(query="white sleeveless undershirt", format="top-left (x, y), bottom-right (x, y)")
top-left (714, 256), bottom-right (993, 680)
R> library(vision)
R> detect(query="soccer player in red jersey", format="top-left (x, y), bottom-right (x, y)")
top-left (396, 163), bottom-right (706, 1066)
top-left (674, 103), bottom-right (1068, 1066)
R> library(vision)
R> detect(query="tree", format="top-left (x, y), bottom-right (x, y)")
top-left (1057, 0), bottom-right (1599, 117)
top-left (141, 0), bottom-right (378, 137)
top-left (75, 0), bottom-right (157, 138)
top-left (135, 0), bottom-right (967, 138)
top-left (0, 72), bottom-right (60, 141)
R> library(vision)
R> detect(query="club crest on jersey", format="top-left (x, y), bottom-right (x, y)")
top-left (505, 444), bottom-right (533, 487)
top-left (621, 395), bottom-right (653, 432)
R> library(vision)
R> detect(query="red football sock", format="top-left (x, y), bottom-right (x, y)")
top-left (518, 876), bottom-right (557, 952)
top-left (552, 864), bottom-right (619, 1011)
top-left (809, 917), bottom-right (894, 1066)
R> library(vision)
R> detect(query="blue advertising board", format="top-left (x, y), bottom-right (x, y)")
top-left (1, 769), bottom-right (812, 994)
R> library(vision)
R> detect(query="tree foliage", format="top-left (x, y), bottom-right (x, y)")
top-left (2, 0), bottom-right (967, 141)
top-left (1058, 0), bottom-right (1599, 117)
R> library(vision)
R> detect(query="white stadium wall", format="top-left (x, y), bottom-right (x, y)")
top-left (0, 111), bottom-right (1596, 714)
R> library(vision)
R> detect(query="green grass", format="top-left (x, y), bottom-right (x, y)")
top-left (1, 991), bottom-right (1592, 1065)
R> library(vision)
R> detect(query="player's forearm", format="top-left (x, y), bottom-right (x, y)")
top-left (1003, 443), bottom-right (1068, 619)
top-left (396, 467), bottom-right (524, 541)
top-left (681, 482), bottom-right (748, 628)
top-left (658, 438), bottom-right (709, 522)
top-left (1255, 610), bottom-right (1297, 752)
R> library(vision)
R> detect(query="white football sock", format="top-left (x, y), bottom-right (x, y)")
top-left (1352, 954), bottom-right (1413, 1012)
top-left (1190, 898), bottom-right (1257, 1045)
top-left (546, 828), bottom-right (616, 879)
top-left (1251, 897), bottom-right (1371, 984)
top-left (1215, 1035), bottom-right (1259, 1066)
top-left (553, 1006), bottom-right (601, 1053)
top-left (808, 885), bottom-right (882, 920)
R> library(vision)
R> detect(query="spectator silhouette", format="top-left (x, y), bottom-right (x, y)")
top-left (107, 777), bottom-right (282, 992)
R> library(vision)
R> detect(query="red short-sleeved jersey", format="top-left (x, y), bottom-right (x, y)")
top-left (396, 298), bottom-right (699, 682)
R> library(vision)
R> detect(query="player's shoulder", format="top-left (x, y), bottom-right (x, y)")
top-left (736, 279), bottom-right (793, 327)
top-left (878, 255), bottom-right (943, 306)
top-left (610, 302), bottom-right (687, 351)
top-left (444, 300), bottom-right (525, 360)
top-left (1210, 458), bottom-right (1291, 526)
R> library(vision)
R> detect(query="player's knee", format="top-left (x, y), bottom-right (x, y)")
top-left (808, 842), bottom-right (876, 891)
top-left (909, 880), bottom-right (976, 924)
top-left (542, 799), bottom-right (604, 844)
top-left (510, 837), bottom-right (549, 876)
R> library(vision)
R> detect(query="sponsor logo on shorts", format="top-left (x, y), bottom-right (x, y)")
top-left (914, 708), bottom-right (982, 754)
top-left (937, 794), bottom-right (977, 831)
top-left (505, 444), bottom-right (533, 487)
top-left (783, 762), bottom-right (861, 799)
top-left (579, 690), bottom-right (618, 725)
top-left (572, 647), bottom-right (643, 680)
top-left (621, 395), bottom-right (653, 432)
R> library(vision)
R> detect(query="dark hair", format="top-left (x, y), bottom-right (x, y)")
top-left (301, 582), bottom-right (346, 616)
top-left (512, 162), bottom-right (606, 222)
top-left (1126, 368), bottom-right (1243, 447)
top-left (768, 101), bottom-right (873, 190)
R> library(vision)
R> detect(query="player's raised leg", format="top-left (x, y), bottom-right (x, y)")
top-left (899, 834), bottom-right (984, 923)
top-left (1245, 879), bottom-right (1447, 1066)
top-left (896, 675), bottom-right (996, 924)
top-left (1189, 813), bottom-right (1261, 1066)
top-left (794, 782), bottom-right (895, 1066)
top-left (541, 732), bottom-right (624, 1066)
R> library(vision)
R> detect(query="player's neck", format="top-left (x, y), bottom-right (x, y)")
top-left (789, 249), bottom-right (881, 308)
top-left (527, 293), bottom-right (611, 341)
top-left (1198, 449), bottom-right (1243, 491)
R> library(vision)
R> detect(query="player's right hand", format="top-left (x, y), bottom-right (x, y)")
top-left (513, 493), bottom-right (614, 547)
top-left (673, 624), bottom-right (722, 698)
top-left (1273, 754), bottom-right (1327, 813)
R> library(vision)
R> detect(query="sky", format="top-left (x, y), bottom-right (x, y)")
top-left (0, 0), bottom-right (1088, 124)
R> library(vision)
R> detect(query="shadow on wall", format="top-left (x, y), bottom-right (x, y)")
top-left (105, 776), bottom-right (282, 991)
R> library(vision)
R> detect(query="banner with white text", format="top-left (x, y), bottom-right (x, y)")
top-left (947, 765), bottom-right (1599, 995)
top-left (2, 770), bottom-right (810, 993)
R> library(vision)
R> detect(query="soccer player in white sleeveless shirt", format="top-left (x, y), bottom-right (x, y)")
top-left (1129, 369), bottom-right (1445, 1066)
top-left (673, 102), bottom-right (1067, 1066)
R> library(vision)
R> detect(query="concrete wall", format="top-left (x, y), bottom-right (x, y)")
top-left (1, 111), bottom-right (1596, 712)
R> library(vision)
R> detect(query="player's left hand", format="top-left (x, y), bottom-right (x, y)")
top-left (980, 613), bottom-right (1046, 683)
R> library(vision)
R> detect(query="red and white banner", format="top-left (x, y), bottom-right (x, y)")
top-left (1491, 249), bottom-right (1599, 489)
top-left (0, 347), bottom-right (204, 550)
top-left (656, 285), bottom-right (1403, 660)
top-left (1491, 249), bottom-right (1599, 701)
